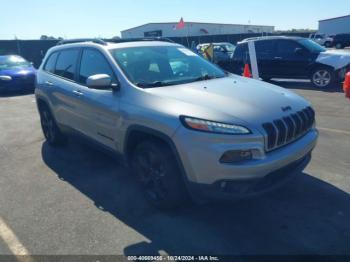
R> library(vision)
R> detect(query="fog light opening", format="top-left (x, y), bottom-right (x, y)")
top-left (220, 150), bottom-right (253, 164)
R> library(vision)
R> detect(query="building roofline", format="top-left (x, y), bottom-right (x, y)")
top-left (319, 14), bottom-right (350, 22)
top-left (121, 22), bottom-right (274, 33)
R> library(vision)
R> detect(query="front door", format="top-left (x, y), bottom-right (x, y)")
top-left (272, 40), bottom-right (311, 78)
top-left (75, 48), bottom-right (121, 149)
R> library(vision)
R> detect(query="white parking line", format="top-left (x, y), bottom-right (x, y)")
top-left (318, 127), bottom-right (350, 136)
top-left (0, 216), bottom-right (33, 261)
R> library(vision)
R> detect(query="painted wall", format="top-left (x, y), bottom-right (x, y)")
top-left (319, 16), bottom-right (350, 35)
top-left (121, 23), bottom-right (274, 38)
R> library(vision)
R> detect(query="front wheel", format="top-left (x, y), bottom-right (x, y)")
top-left (311, 68), bottom-right (334, 89)
top-left (131, 140), bottom-right (189, 209)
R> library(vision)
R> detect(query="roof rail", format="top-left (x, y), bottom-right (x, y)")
top-left (56, 38), bottom-right (107, 46)
top-left (107, 37), bottom-right (175, 43)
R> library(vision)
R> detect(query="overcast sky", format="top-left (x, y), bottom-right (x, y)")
top-left (0, 0), bottom-right (348, 39)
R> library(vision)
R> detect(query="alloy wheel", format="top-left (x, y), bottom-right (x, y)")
top-left (134, 150), bottom-right (167, 203)
top-left (312, 70), bottom-right (331, 88)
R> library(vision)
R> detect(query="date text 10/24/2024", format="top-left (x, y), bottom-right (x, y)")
top-left (127, 256), bottom-right (220, 261)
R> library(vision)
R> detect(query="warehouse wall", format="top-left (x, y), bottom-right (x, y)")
top-left (319, 16), bottom-right (350, 35)
top-left (121, 23), bottom-right (274, 38)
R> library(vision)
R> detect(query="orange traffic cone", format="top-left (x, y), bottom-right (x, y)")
top-left (243, 64), bottom-right (252, 78)
top-left (343, 72), bottom-right (350, 99)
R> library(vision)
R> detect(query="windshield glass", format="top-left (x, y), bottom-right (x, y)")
top-left (0, 56), bottom-right (31, 70)
top-left (223, 43), bottom-right (235, 52)
top-left (110, 45), bottom-right (226, 88)
top-left (298, 39), bottom-right (326, 53)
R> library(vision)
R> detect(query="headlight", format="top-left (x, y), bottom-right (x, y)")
top-left (0, 75), bottom-right (12, 81)
top-left (180, 116), bottom-right (251, 135)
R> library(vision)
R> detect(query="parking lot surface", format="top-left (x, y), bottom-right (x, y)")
top-left (0, 81), bottom-right (350, 256)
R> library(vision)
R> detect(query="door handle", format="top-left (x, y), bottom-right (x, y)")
top-left (45, 81), bottom-right (54, 86)
top-left (274, 57), bottom-right (283, 60)
top-left (73, 90), bottom-right (84, 96)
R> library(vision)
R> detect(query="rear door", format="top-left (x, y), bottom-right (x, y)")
top-left (255, 40), bottom-right (275, 78)
top-left (49, 48), bottom-right (84, 130)
top-left (273, 39), bottom-right (311, 78)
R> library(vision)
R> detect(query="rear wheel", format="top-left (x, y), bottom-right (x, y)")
top-left (335, 43), bottom-right (343, 49)
top-left (131, 140), bottom-right (189, 209)
top-left (39, 104), bottom-right (67, 146)
top-left (311, 67), bottom-right (334, 89)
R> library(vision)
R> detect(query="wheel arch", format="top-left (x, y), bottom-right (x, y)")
top-left (124, 125), bottom-right (178, 162)
top-left (309, 62), bottom-right (335, 76)
top-left (36, 97), bottom-right (49, 111)
top-left (124, 125), bottom-right (189, 182)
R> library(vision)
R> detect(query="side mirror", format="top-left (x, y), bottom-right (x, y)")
top-left (86, 74), bottom-right (118, 90)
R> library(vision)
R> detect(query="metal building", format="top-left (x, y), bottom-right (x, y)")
top-left (121, 22), bottom-right (274, 38)
top-left (319, 15), bottom-right (350, 35)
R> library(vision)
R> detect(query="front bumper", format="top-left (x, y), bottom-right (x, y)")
top-left (188, 152), bottom-right (311, 201)
top-left (173, 126), bottom-right (318, 200)
top-left (0, 76), bottom-right (35, 93)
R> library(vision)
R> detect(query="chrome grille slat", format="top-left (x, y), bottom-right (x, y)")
top-left (262, 107), bottom-right (315, 152)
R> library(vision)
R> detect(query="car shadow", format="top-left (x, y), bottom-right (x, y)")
top-left (267, 79), bottom-right (344, 93)
top-left (41, 140), bottom-right (350, 255)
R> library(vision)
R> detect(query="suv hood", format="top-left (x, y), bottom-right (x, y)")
top-left (317, 50), bottom-right (350, 70)
top-left (148, 75), bottom-right (310, 127)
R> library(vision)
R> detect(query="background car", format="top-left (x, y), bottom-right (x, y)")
top-left (309, 33), bottom-right (333, 47)
top-left (230, 36), bottom-right (350, 89)
top-left (331, 34), bottom-right (350, 49)
top-left (0, 55), bottom-right (36, 93)
top-left (197, 42), bottom-right (236, 64)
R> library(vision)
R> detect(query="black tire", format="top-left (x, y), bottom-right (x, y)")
top-left (310, 67), bottom-right (334, 89)
top-left (39, 104), bottom-right (67, 146)
top-left (131, 140), bottom-right (189, 209)
top-left (324, 41), bottom-right (332, 48)
top-left (335, 43), bottom-right (343, 49)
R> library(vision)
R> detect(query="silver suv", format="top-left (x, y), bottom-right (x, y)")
top-left (35, 38), bottom-right (318, 208)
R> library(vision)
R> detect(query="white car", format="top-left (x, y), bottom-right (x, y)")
top-left (309, 33), bottom-right (333, 48)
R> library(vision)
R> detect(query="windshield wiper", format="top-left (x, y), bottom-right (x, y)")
top-left (191, 74), bottom-right (223, 83)
top-left (136, 81), bottom-right (169, 88)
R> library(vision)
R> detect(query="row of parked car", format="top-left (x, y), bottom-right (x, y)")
top-left (309, 33), bottom-right (350, 49)
top-left (197, 36), bottom-right (350, 89)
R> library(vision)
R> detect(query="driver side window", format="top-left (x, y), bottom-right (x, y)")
top-left (78, 49), bottom-right (116, 85)
top-left (276, 40), bottom-right (301, 55)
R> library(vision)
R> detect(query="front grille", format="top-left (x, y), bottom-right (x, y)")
top-left (262, 107), bottom-right (315, 152)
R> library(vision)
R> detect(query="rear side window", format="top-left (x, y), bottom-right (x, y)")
top-left (276, 40), bottom-right (300, 55)
top-left (78, 49), bottom-right (116, 85)
top-left (44, 52), bottom-right (58, 73)
top-left (54, 49), bottom-right (80, 81)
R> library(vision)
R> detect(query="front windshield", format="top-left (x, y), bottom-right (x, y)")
top-left (110, 45), bottom-right (226, 88)
top-left (298, 39), bottom-right (326, 53)
top-left (223, 43), bottom-right (235, 52)
top-left (0, 56), bottom-right (31, 70)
